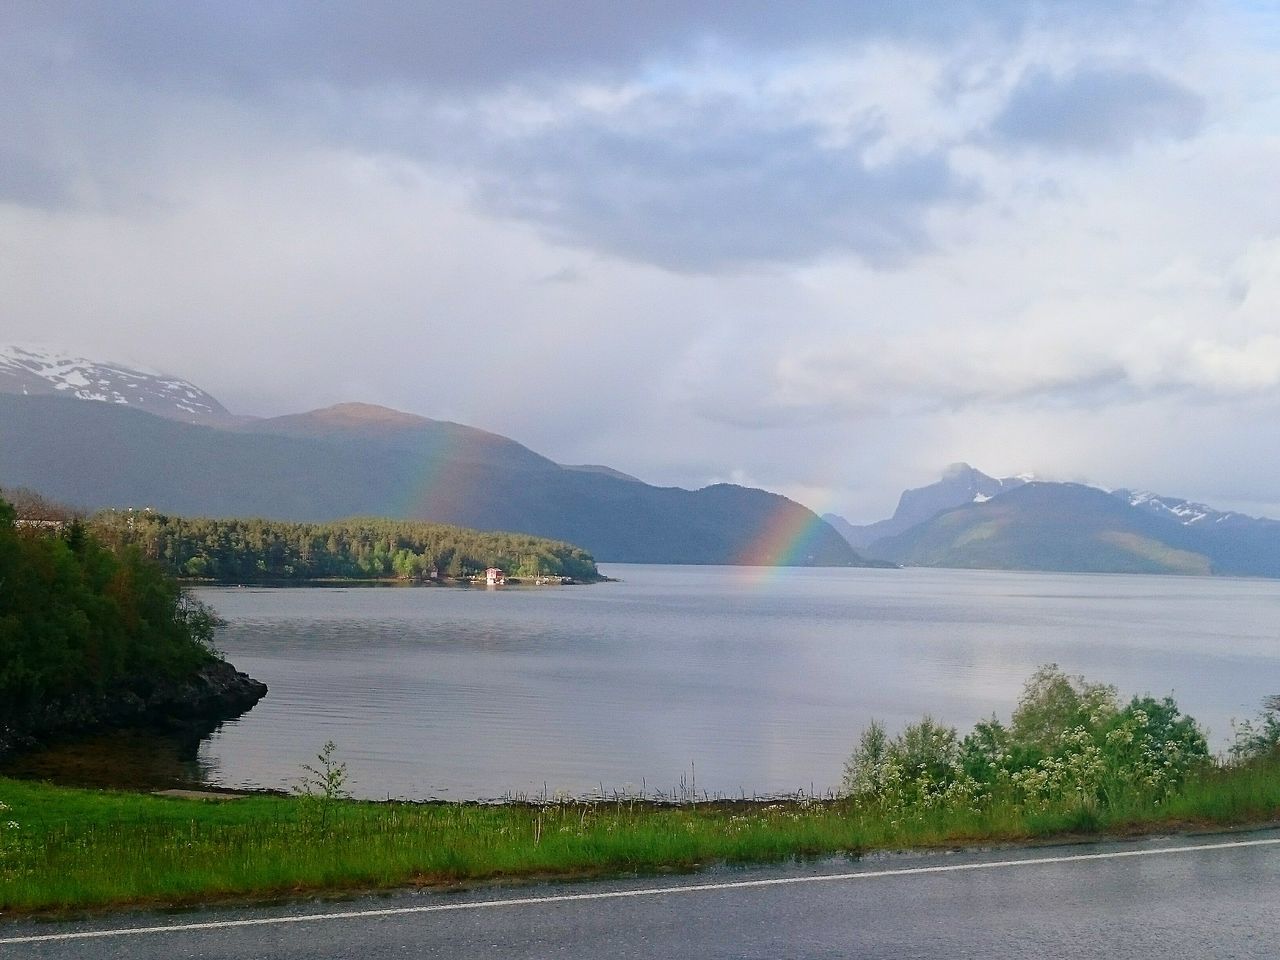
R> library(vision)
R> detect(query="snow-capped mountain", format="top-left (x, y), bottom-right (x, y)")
top-left (1116, 489), bottom-right (1240, 528)
top-left (0, 344), bottom-right (236, 426)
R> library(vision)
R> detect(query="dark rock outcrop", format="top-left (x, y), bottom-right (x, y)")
top-left (0, 659), bottom-right (267, 761)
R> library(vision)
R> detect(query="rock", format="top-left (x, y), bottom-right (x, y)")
top-left (0, 658), bottom-right (268, 762)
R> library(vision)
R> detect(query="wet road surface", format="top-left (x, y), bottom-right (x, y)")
top-left (4, 829), bottom-right (1277, 959)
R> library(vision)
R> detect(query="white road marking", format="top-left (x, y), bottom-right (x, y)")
top-left (3, 835), bottom-right (1279, 946)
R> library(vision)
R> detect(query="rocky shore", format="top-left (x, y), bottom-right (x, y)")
top-left (0, 659), bottom-right (267, 762)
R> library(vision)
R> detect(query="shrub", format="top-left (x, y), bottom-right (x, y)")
top-left (843, 716), bottom-right (983, 813)
top-left (1229, 696), bottom-right (1280, 764)
top-left (844, 666), bottom-right (1210, 816)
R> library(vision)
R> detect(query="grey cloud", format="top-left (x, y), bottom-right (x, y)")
top-left (3, 0), bottom-right (1195, 266)
top-left (0, 141), bottom-right (72, 208)
top-left (990, 64), bottom-right (1206, 154)
top-left (17, 1), bottom-right (1191, 94)
top-left (469, 98), bottom-right (975, 271)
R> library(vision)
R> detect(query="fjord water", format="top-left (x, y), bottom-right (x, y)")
top-left (191, 565), bottom-right (1280, 800)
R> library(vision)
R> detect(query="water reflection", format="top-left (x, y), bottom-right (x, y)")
top-left (0, 727), bottom-right (220, 791)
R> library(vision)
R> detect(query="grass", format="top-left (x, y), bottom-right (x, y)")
top-left (3, 757), bottom-right (1279, 917)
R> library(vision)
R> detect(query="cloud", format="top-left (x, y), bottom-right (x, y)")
top-left (990, 63), bottom-right (1205, 154)
top-left (467, 92), bottom-right (975, 271)
top-left (713, 319), bottom-right (1280, 427)
top-left (15, 1), bottom-right (1190, 94)
top-left (2, 1), bottom-right (1200, 269)
top-left (668, 226), bottom-right (1280, 430)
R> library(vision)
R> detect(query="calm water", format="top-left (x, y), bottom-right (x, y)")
top-left (155, 565), bottom-right (1280, 800)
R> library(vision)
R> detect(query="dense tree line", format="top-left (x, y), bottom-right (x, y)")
top-left (87, 512), bottom-right (601, 583)
top-left (0, 496), bottom-right (216, 723)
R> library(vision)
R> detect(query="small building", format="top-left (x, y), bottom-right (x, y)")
top-left (485, 567), bottom-right (505, 586)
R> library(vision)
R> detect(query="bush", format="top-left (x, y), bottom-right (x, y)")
top-left (842, 716), bottom-right (981, 812)
top-left (1230, 696), bottom-right (1280, 764)
top-left (844, 665), bottom-right (1210, 817)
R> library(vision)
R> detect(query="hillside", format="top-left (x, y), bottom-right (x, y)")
top-left (0, 393), bottom-right (866, 566)
top-left (865, 481), bottom-right (1280, 576)
top-left (1114, 488), bottom-right (1280, 578)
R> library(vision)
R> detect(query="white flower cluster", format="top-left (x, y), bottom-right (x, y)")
top-left (1007, 725), bottom-right (1108, 811)
top-left (0, 800), bottom-right (17, 836)
top-left (1098, 708), bottom-right (1202, 801)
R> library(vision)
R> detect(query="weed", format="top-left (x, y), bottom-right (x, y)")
top-left (293, 741), bottom-right (351, 829)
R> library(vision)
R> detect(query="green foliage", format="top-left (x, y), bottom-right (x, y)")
top-left (843, 716), bottom-right (979, 812)
top-left (1230, 696), bottom-right (1280, 764)
top-left (0, 495), bottom-right (216, 723)
top-left (87, 511), bottom-right (601, 584)
top-left (844, 665), bottom-right (1211, 818)
top-left (1009, 665), bottom-right (1119, 755)
top-left (294, 741), bottom-right (351, 830)
top-left (0, 798), bottom-right (16, 850)
top-left (5, 752), bottom-right (1280, 914)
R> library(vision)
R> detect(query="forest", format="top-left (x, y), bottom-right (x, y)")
top-left (86, 510), bottom-right (602, 583)
top-left (0, 496), bottom-right (217, 723)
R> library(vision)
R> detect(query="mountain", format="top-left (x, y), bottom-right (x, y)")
top-left (236, 403), bottom-right (559, 472)
top-left (824, 463), bottom-right (1029, 548)
top-left (867, 480), bottom-right (1280, 577)
top-left (1113, 488), bottom-right (1280, 578)
top-left (0, 392), bottom-right (868, 567)
top-left (0, 344), bottom-right (238, 427)
top-left (559, 464), bottom-right (643, 483)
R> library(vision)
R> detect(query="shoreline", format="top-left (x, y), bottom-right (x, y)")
top-left (178, 575), bottom-right (614, 588)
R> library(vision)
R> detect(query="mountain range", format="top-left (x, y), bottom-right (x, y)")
top-left (7, 344), bottom-right (1278, 578)
top-left (826, 465), bottom-right (1280, 578)
top-left (0, 345), bottom-right (864, 567)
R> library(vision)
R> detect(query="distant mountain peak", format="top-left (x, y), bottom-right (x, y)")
top-left (0, 343), bottom-right (234, 426)
top-left (826, 463), bottom-right (1030, 550)
top-left (296, 402), bottom-right (433, 428)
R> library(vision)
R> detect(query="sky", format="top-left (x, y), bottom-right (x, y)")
top-left (4, 1), bottom-right (1280, 522)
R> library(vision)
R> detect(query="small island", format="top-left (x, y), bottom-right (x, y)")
top-left (50, 503), bottom-right (603, 586)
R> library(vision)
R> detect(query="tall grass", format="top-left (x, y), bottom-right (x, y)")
top-left (2, 757), bottom-right (1278, 916)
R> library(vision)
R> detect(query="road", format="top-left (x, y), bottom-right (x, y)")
top-left (3, 830), bottom-right (1278, 959)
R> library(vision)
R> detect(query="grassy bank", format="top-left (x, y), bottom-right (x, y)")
top-left (3, 758), bottom-right (1279, 916)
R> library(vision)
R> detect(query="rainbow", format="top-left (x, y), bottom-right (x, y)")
top-left (391, 423), bottom-right (474, 521)
top-left (735, 497), bottom-right (835, 570)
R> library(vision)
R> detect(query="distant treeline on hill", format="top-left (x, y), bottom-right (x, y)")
top-left (87, 512), bottom-right (602, 583)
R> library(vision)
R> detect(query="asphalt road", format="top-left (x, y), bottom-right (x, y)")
top-left (4, 829), bottom-right (1278, 959)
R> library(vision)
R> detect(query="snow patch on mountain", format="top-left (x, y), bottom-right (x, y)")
top-left (0, 343), bottom-right (234, 425)
top-left (1121, 489), bottom-right (1219, 527)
